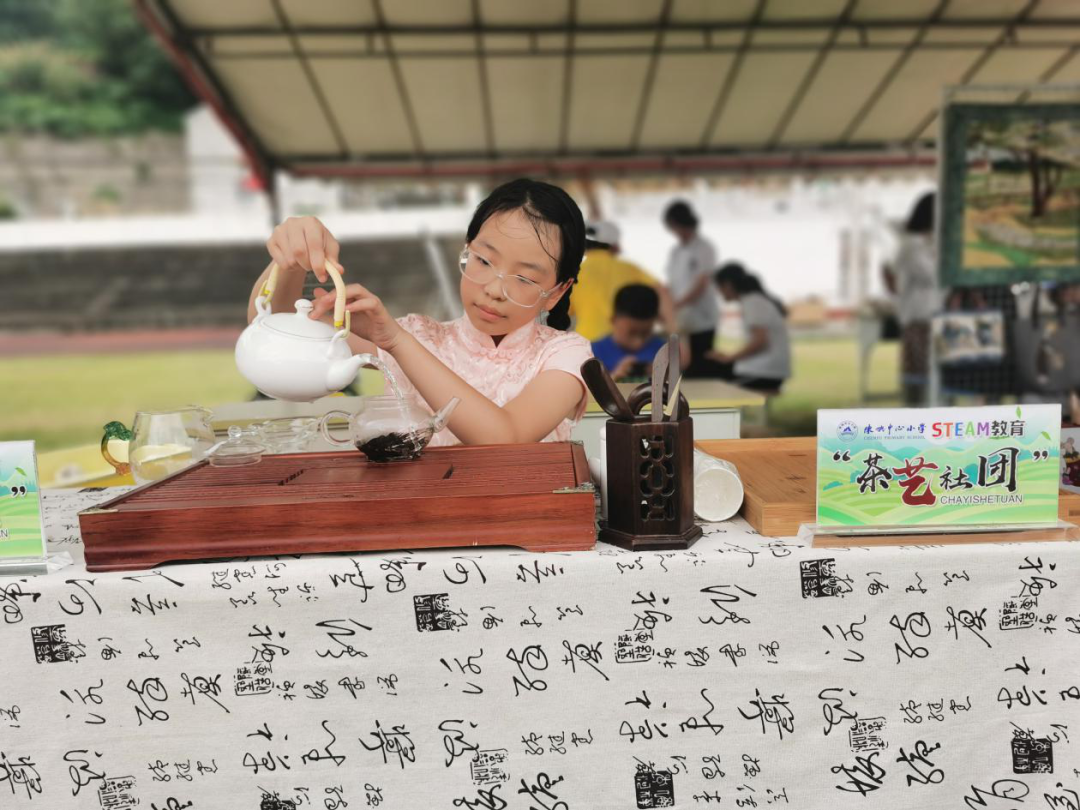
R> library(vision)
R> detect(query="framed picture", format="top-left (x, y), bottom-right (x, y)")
top-left (1063, 425), bottom-right (1080, 494)
top-left (932, 311), bottom-right (1005, 366)
top-left (939, 103), bottom-right (1080, 287)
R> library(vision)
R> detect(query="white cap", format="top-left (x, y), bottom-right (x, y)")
top-left (586, 220), bottom-right (621, 248)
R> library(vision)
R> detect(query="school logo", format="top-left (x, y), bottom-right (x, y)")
top-left (837, 420), bottom-right (859, 442)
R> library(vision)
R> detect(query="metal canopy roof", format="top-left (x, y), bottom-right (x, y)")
top-left (136, 0), bottom-right (1080, 183)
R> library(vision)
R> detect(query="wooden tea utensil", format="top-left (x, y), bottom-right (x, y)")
top-left (663, 375), bottom-right (683, 420)
top-left (581, 358), bottom-right (633, 421)
top-left (665, 334), bottom-right (680, 419)
top-left (651, 341), bottom-right (669, 422)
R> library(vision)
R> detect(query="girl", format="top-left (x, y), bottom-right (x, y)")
top-left (246, 178), bottom-right (592, 446)
top-left (707, 262), bottom-right (791, 393)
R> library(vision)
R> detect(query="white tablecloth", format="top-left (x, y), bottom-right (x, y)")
top-left (2, 487), bottom-right (1079, 809)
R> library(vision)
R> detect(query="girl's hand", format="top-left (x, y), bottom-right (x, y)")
top-left (310, 282), bottom-right (402, 351)
top-left (266, 216), bottom-right (340, 283)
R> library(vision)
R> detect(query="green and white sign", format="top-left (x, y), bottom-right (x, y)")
top-left (0, 441), bottom-right (47, 561)
top-left (817, 405), bottom-right (1061, 528)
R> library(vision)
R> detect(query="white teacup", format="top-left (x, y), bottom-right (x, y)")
top-left (692, 450), bottom-right (744, 522)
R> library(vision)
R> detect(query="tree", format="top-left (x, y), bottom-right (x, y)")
top-left (972, 118), bottom-right (1075, 219)
top-left (0, 0), bottom-right (195, 136)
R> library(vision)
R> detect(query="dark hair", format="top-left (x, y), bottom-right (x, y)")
top-left (613, 284), bottom-right (659, 320)
top-left (465, 178), bottom-right (585, 330)
top-left (663, 200), bottom-right (698, 230)
top-left (906, 192), bottom-right (935, 234)
top-left (714, 262), bottom-right (787, 317)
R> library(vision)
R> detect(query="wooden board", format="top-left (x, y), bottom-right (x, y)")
top-left (697, 437), bottom-right (816, 536)
top-left (79, 443), bottom-right (596, 571)
top-left (697, 437), bottom-right (1080, 538)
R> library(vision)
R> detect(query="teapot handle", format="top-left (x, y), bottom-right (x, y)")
top-left (100, 421), bottom-right (132, 475)
top-left (255, 263), bottom-right (280, 316)
top-left (323, 260), bottom-right (352, 339)
top-left (258, 261), bottom-right (351, 337)
top-left (319, 410), bottom-right (355, 448)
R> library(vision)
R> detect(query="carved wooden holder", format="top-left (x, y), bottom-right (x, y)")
top-left (599, 385), bottom-right (701, 551)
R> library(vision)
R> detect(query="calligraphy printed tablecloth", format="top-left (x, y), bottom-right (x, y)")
top-left (2, 487), bottom-right (1079, 809)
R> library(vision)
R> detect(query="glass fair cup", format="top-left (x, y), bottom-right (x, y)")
top-left (129, 407), bottom-right (215, 485)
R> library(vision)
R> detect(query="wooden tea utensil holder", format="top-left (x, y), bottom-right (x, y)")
top-left (599, 385), bottom-right (701, 551)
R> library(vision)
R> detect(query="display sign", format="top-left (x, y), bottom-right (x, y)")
top-left (0, 441), bottom-right (48, 562)
top-left (817, 406), bottom-right (1061, 528)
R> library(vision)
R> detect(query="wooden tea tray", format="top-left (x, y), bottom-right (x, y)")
top-left (79, 443), bottom-right (596, 571)
top-left (697, 437), bottom-right (1080, 538)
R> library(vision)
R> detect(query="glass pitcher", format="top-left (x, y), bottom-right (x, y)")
top-left (128, 407), bottom-right (215, 484)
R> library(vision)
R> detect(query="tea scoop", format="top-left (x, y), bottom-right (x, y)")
top-left (581, 358), bottom-right (633, 421)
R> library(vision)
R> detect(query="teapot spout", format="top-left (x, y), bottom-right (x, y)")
top-left (430, 397), bottom-right (460, 433)
top-left (326, 353), bottom-right (373, 394)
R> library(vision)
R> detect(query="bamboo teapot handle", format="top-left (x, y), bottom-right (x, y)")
top-left (257, 261), bottom-right (351, 334)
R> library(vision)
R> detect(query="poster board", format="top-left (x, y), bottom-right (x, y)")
top-left (939, 102), bottom-right (1080, 287)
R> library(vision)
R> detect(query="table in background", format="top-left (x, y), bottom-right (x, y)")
top-left (2, 487), bottom-right (1077, 809)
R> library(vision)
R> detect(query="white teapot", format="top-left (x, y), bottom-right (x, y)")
top-left (235, 261), bottom-right (376, 402)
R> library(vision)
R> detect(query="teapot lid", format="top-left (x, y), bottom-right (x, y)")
top-left (262, 299), bottom-right (338, 340)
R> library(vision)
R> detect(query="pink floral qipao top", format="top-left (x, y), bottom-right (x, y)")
top-left (376, 314), bottom-right (593, 447)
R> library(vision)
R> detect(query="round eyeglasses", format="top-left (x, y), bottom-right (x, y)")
top-left (459, 249), bottom-right (562, 308)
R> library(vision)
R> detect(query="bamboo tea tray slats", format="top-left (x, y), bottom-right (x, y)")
top-left (79, 443), bottom-right (596, 571)
top-left (697, 437), bottom-right (1080, 539)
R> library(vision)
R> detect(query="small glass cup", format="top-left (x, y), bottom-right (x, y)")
top-left (256, 417), bottom-right (319, 454)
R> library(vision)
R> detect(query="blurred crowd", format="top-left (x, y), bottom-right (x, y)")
top-left (572, 200), bottom-right (792, 395)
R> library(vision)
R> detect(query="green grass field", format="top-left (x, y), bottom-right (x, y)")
top-left (0, 336), bottom-right (900, 451)
top-left (0, 351), bottom-right (254, 451)
top-left (0, 494), bottom-right (46, 557)
top-left (767, 336), bottom-right (900, 434)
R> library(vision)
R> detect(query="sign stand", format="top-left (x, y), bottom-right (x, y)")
top-left (814, 405), bottom-right (1067, 548)
top-left (807, 520), bottom-right (1078, 549)
top-left (0, 442), bottom-right (49, 577)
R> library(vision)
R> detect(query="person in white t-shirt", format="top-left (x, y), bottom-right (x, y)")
top-left (663, 200), bottom-right (721, 377)
top-left (706, 262), bottom-right (791, 392)
top-left (882, 192), bottom-right (938, 405)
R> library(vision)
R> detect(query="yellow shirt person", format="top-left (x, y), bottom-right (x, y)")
top-left (570, 222), bottom-right (669, 342)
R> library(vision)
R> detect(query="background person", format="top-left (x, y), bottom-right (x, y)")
top-left (663, 200), bottom-right (720, 377)
top-left (883, 191), bottom-right (938, 405)
top-left (707, 262), bottom-right (791, 392)
top-left (570, 220), bottom-right (674, 342)
top-left (591, 284), bottom-right (679, 382)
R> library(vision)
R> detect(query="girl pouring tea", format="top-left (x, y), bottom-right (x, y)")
top-left (247, 178), bottom-right (593, 446)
